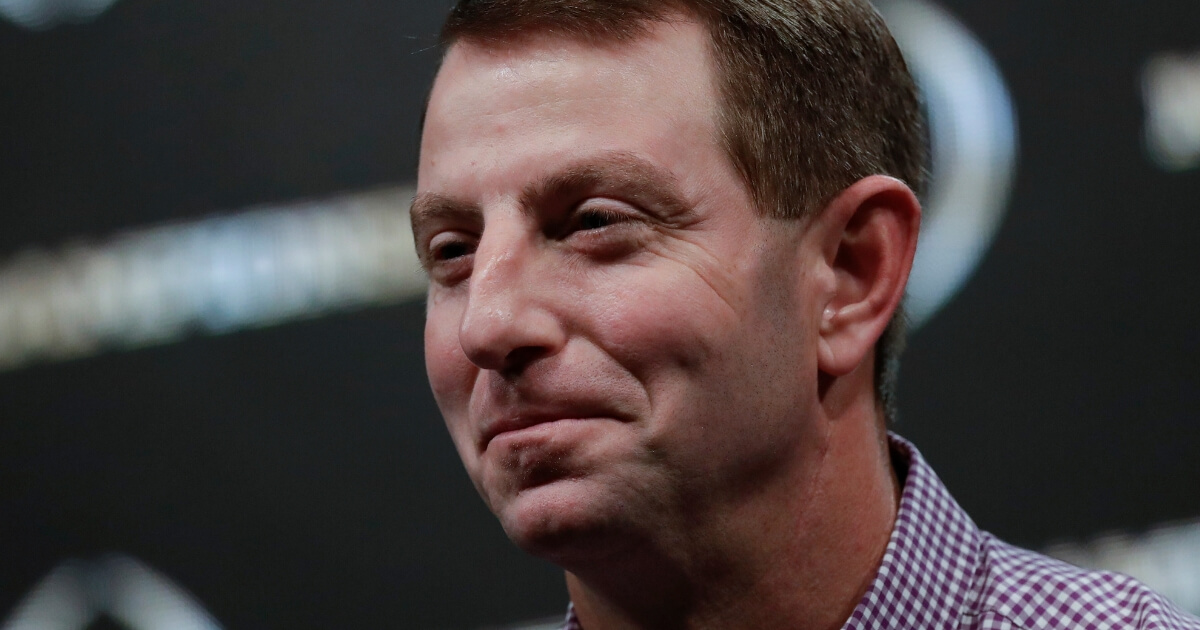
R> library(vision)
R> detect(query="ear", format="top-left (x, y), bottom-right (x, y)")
top-left (812, 175), bottom-right (921, 378)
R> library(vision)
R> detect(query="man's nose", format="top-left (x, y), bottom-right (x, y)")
top-left (458, 224), bottom-right (566, 373)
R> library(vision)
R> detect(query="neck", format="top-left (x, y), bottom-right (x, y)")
top-left (565, 369), bottom-right (898, 630)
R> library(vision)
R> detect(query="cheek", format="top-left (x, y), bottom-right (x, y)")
top-left (424, 315), bottom-right (488, 486)
top-left (590, 268), bottom-right (740, 390)
top-left (589, 256), bottom-right (812, 437)
top-left (424, 304), bottom-right (474, 423)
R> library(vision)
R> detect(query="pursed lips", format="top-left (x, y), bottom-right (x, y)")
top-left (478, 408), bottom-right (624, 452)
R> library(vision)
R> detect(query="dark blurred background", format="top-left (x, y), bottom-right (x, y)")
top-left (0, 0), bottom-right (1197, 628)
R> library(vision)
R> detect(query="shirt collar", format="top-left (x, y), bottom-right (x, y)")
top-left (562, 434), bottom-right (983, 630)
top-left (841, 433), bottom-right (983, 629)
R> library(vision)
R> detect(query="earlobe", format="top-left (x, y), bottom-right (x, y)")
top-left (814, 175), bottom-right (921, 378)
top-left (820, 306), bottom-right (837, 333)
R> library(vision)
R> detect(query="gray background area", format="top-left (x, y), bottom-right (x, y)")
top-left (1, 0), bottom-right (1198, 627)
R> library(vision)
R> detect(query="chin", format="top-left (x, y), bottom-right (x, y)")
top-left (496, 477), bottom-right (638, 564)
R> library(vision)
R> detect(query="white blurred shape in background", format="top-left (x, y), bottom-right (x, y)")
top-left (1144, 52), bottom-right (1200, 172)
top-left (878, 0), bottom-right (1019, 328)
top-left (0, 0), bottom-right (119, 30)
top-left (1046, 520), bottom-right (1200, 614)
top-left (0, 187), bottom-right (423, 371)
top-left (2, 555), bottom-right (222, 630)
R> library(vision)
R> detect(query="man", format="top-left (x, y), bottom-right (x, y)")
top-left (410, 0), bottom-right (1200, 628)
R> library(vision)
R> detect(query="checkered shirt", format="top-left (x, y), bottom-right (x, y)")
top-left (559, 434), bottom-right (1200, 629)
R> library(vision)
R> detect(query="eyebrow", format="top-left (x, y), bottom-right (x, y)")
top-left (409, 151), bottom-right (693, 250)
top-left (520, 152), bottom-right (691, 220)
top-left (409, 193), bottom-right (482, 270)
top-left (409, 192), bottom-right (481, 246)
top-left (410, 193), bottom-right (480, 227)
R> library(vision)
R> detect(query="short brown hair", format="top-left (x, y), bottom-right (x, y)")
top-left (439, 0), bottom-right (926, 420)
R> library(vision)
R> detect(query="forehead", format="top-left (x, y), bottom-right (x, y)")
top-left (417, 19), bottom-right (728, 199)
top-left (431, 16), bottom-right (715, 109)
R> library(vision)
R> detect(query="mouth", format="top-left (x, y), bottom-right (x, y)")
top-left (479, 413), bottom-right (618, 452)
top-left (481, 416), bottom-right (571, 451)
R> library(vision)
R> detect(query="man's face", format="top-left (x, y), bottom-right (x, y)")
top-left (415, 19), bottom-right (829, 559)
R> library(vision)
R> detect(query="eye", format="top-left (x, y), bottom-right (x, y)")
top-left (556, 200), bottom-right (647, 260)
top-left (565, 199), bottom-right (638, 236)
top-left (576, 208), bottom-right (626, 231)
top-left (431, 238), bottom-right (474, 261)
top-left (423, 232), bottom-right (478, 283)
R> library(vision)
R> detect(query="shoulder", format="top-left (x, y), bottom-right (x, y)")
top-left (961, 533), bottom-right (1200, 630)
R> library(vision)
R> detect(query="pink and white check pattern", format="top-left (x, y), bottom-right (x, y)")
top-left (561, 434), bottom-right (1200, 629)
